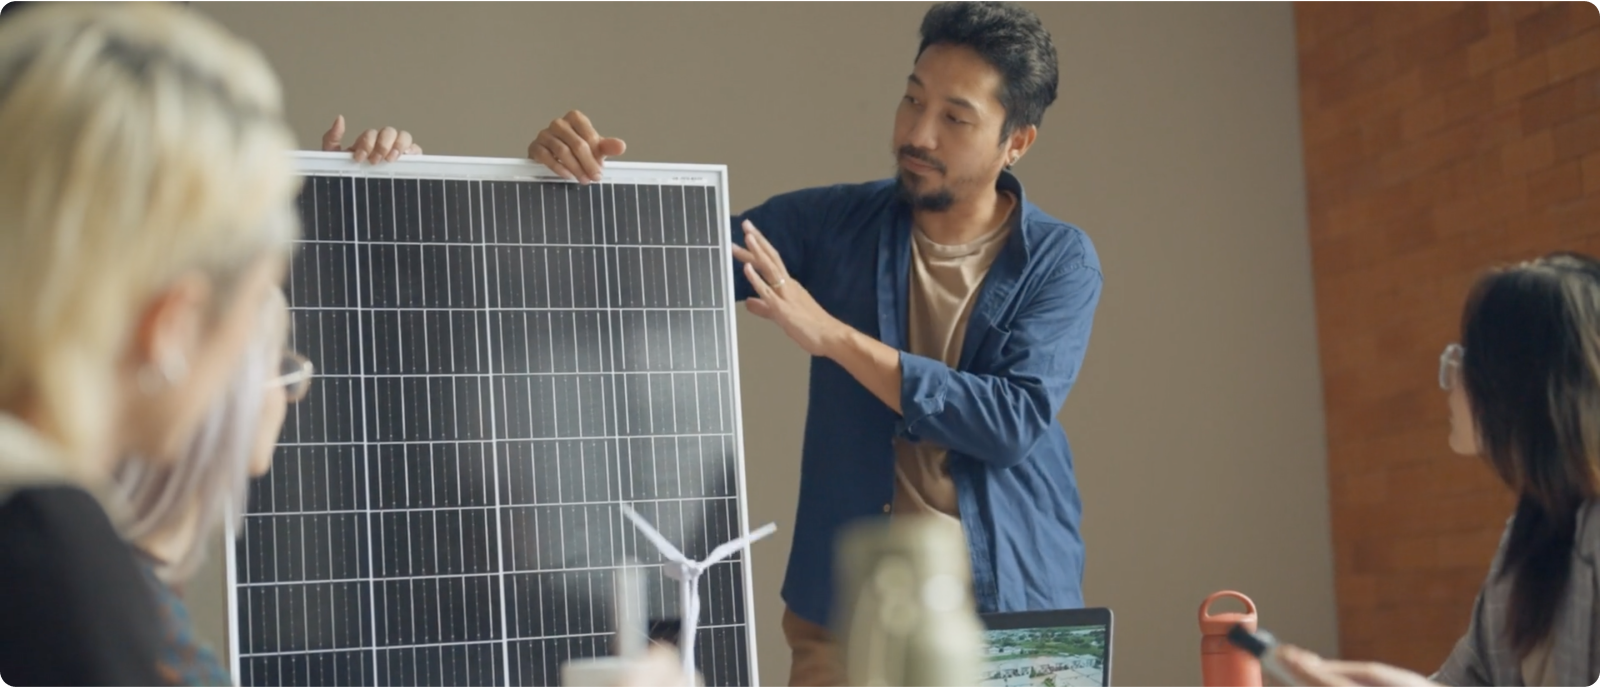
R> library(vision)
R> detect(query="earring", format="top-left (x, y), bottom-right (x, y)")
top-left (136, 353), bottom-right (189, 395)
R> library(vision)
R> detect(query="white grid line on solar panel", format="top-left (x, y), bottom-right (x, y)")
top-left (235, 499), bottom-right (742, 570)
top-left (308, 371), bottom-right (732, 378)
top-left (294, 239), bottom-right (723, 249)
top-left (679, 188), bottom-right (724, 682)
top-left (284, 312), bottom-right (729, 373)
top-left (243, 448), bottom-right (742, 518)
top-left (233, 506), bottom-right (745, 592)
top-left (241, 445), bottom-right (736, 509)
top-left (233, 559), bottom-right (749, 591)
top-left (386, 174), bottom-right (420, 659)
top-left (599, 177), bottom-right (632, 630)
top-left (273, 432), bottom-right (735, 448)
top-left (545, 188), bottom-right (582, 668)
top-left (288, 305), bottom-right (725, 312)
top-left (331, 181), bottom-right (713, 243)
top-left (237, 622), bottom-right (748, 660)
top-left (615, 211), bottom-right (639, 627)
top-left (419, 183), bottom-right (445, 651)
top-left (298, 154), bottom-right (724, 185)
top-left (233, 602), bottom-right (752, 656)
top-left (643, 183), bottom-right (663, 560)
top-left (351, 175), bottom-right (381, 679)
top-left (478, 181), bottom-right (514, 681)
top-left (242, 495), bottom-right (739, 518)
top-left (230, 579), bottom-right (748, 656)
top-left (283, 195), bottom-right (717, 251)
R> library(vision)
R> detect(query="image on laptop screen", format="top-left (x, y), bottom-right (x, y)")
top-left (980, 623), bottom-right (1109, 687)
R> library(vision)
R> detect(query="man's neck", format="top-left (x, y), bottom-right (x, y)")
top-left (912, 182), bottom-right (1014, 246)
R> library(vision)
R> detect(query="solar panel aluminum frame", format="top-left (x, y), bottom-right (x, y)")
top-left (224, 151), bottom-right (759, 685)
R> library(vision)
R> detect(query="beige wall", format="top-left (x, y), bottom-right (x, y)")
top-left (193, 3), bottom-right (1337, 684)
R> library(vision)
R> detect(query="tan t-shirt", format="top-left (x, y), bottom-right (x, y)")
top-left (891, 202), bottom-right (1015, 522)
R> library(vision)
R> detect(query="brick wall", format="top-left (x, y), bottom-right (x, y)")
top-left (1296, 1), bottom-right (1600, 671)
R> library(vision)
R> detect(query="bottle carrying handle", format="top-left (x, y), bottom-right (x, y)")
top-left (1199, 590), bottom-right (1258, 624)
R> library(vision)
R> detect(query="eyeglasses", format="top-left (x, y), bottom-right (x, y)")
top-left (269, 350), bottom-right (315, 403)
top-left (1439, 343), bottom-right (1464, 392)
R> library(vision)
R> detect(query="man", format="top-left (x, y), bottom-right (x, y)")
top-left (529, 3), bottom-right (1102, 684)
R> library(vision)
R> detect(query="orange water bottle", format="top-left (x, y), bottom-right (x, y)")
top-left (1199, 590), bottom-right (1261, 687)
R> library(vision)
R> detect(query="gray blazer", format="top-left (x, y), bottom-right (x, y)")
top-left (1434, 500), bottom-right (1600, 686)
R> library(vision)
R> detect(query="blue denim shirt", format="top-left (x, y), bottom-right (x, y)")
top-left (730, 171), bottom-right (1103, 627)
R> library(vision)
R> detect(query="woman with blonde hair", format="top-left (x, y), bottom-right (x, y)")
top-left (1283, 252), bottom-right (1600, 686)
top-left (109, 288), bottom-right (309, 684)
top-left (0, 3), bottom-right (300, 683)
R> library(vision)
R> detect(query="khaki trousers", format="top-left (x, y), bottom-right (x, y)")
top-left (781, 606), bottom-right (843, 686)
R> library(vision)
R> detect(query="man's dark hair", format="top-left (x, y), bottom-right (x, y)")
top-left (916, 1), bottom-right (1059, 138)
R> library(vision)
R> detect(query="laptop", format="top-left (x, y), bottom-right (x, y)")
top-left (979, 608), bottom-right (1115, 687)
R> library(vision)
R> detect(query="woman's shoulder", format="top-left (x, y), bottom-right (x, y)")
top-left (0, 484), bottom-right (160, 616)
top-left (1484, 500), bottom-right (1600, 571)
top-left (1576, 499), bottom-right (1600, 562)
top-left (0, 484), bottom-right (128, 558)
top-left (0, 485), bottom-right (168, 686)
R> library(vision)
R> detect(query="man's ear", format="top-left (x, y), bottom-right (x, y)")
top-left (1004, 124), bottom-right (1039, 168)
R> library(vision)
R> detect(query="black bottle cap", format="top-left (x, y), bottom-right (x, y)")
top-left (1226, 623), bottom-right (1277, 658)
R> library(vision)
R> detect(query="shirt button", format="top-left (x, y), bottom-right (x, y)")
top-left (882, 504), bottom-right (891, 514)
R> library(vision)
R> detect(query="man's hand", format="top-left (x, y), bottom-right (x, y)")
top-left (1275, 646), bottom-right (1440, 687)
top-left (321, 115), bottom-right (421, 164)
top-left (734, 220), bottom-right (852, 358)
top-left (528, 110), bottom-right (627, 184)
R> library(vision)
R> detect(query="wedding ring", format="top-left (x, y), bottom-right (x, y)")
top-left (772, 277), bottom-right (788, 290)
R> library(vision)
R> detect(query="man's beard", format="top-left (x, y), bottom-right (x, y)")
top-left (895, 171), bottom-right (956, 212)
top-left (894, 145), bottom-right (956, 212)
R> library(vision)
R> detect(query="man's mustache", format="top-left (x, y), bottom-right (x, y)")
top-left (897, 145), bottom-right (946, 174)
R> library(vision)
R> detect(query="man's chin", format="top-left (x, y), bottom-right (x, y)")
top-left (898, 189), bottom-right (953, 212)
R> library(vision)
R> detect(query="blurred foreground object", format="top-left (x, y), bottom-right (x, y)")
top-left (834, 515), bottom-right (985, 686)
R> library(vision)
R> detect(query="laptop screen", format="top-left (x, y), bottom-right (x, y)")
top-left (979, 609), bottom-right (1112, 687)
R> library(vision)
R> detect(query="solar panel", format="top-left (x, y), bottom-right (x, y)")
top-left (226, 153), bottom-right (757, 687)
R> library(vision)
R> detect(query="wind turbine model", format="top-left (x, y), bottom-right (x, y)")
top-left (620, 504), bottom-right (777, 679)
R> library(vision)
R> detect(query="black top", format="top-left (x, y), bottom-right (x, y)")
top-left (0, 485), bottom-right (166, 686)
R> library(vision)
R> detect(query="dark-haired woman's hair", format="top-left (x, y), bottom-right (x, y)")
top-left (1460, 251), bottom-right (1600, 657)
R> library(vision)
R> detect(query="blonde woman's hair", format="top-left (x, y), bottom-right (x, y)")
top-left (0, 3), bottom-right (301, 468)
top-left (113, 288), bottom-right (287, 583)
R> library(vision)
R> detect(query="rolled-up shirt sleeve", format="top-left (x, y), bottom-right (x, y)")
top-left (896, 258), bottom-right (1102, 468)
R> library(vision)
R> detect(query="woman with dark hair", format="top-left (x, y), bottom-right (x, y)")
top-left (1283, 252), bottom-right (1600, 686)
